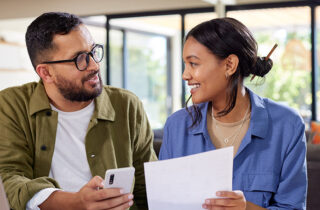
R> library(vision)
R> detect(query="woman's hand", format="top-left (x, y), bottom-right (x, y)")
top-left (202, 190), bottom-right (246, 210)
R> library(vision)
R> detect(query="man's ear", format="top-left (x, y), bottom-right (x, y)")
top-left (36, 64), bottom-right (54, 83)
top-left (225, 54), bottom-right (239, 77)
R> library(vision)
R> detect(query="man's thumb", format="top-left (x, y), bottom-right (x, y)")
top-left (87, 176), bottom-right (104, 189)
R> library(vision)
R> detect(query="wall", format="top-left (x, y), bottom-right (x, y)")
top-left (0, 0), bottom-right (299, 20)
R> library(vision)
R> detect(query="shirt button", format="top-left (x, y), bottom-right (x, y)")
top-left (46, 111), bottom-right (52, 116)
top-left (91, 154), bottom-right (95, 158)
top-left (41, 145), bottom-right (47, 151)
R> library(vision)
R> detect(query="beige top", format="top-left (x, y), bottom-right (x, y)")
top-left (207, 107), bottom-right (251, 157)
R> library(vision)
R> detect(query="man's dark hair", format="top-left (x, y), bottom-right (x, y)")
top-left (25, 12), bottom-right (83, 69)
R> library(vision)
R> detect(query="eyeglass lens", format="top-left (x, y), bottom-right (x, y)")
top-left (76, 45), bottom-right (103, 71)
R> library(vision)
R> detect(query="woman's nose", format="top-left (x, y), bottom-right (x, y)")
top-left (182, 67), bottom-right (191, 81)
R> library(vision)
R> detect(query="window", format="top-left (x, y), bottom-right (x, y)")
top-left (109, 15), bottom-right (181, 128)
top-left (316, 6), bottom-right (320, 120)
top-left (82, 16), bottom-right (107, 85)
top-left (185, 12), bottom-right (218, 32)
top-left (228, 6), bottom-right (312, 122)
top-left (0, 17), bottom-right (38, 90)
top-left (109, 29), bottom-right (123, 88)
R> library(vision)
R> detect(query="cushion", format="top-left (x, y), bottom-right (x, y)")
top-left (310, 121), bottom-right (320, 144)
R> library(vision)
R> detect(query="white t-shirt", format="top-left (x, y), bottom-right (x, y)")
top-left (27, 101), bottom-right (94, 210)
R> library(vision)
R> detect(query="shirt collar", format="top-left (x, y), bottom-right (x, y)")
top-left (29, 81), bottom-right (115, 121)
top-left (94, 86), bottom-right (115, 121)
top-left (188, 88), bottom-right (269, 139)
top-left (188, 102), bottom-right (209, 135)
top-left (247, 88), bottom-right (269, 139)
top-left (29, 81), bottom-right (51, 116)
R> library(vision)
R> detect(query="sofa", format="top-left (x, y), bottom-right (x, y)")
top-left (152, 129), bottom-right (320, 209)
top-left (153, 128), bottom-right (163, 157)
top-left (306, 141), bottom-right (320, 209)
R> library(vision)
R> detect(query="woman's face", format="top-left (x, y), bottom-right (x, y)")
top-left (182, 37), bottom-right (229, 105)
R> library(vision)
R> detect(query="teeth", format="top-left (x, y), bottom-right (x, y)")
top-left (190, 84), bottom-right (200, 89)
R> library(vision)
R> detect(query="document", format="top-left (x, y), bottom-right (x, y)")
top-left (144, 147), bottom-right (233, 210)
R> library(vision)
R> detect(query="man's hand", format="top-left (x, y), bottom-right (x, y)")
top-left (202, 190), bottom-right (246, 210)
top-left (39, 176), bottom-right (134, 210)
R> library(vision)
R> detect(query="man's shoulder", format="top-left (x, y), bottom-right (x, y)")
top-left (102, 85), bottom-right (140, 102)
top-left (0, 82), bottom-right (39, 101)
top-left (0, 82), bottom-right (40, 118)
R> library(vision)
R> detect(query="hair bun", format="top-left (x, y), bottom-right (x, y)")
top-left (251, 56), bottom-right (273, 77)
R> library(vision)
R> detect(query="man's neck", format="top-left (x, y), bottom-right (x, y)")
top-left (50, 99), bottom-right (93, 112)
top-left (45, 85), bottom-right (93, 112)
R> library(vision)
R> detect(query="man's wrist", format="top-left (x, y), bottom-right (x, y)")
top-left (39, 191), bottom-right (79, 210)
top-left (27, 188), bottom-right (60, 210)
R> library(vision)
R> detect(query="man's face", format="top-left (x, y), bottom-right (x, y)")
top-left (47, 24), bottom-right (102, 102)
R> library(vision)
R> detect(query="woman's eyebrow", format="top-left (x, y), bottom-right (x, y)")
top-left (186, 55), bottom-right (200, 60)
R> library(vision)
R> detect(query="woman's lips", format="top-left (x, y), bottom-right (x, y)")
top-left (189, 83), bottom-right (200, 94)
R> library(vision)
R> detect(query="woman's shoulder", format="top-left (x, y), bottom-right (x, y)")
top-left (167, 107), bottom-right (188, 121)
top-left (166, 103), bottom-right (207, 124)
top-left (164, 107), bottom-right (190, 131)
top-left (250, 90), bottom-right (304, 125)
top-left (167, 103), bottom-right (206, 121)
top-left (265, 97), bottom-right (303, 122)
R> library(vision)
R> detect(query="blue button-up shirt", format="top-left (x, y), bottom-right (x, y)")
top-left (159, 89), bottom-right (307, 209)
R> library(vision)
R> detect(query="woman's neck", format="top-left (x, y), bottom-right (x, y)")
top-left (212, 85), bottom-right (250, 123)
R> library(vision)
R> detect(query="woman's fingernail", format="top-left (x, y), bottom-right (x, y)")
top-left (129, 201), bottom-right (134, 206)
top-left (128, 194), bottom-right (134, 199)
top-left (120, 189), bottom-right (124, 194)
top-left (216, 191), bottom-right (222, 196)
top-left (202, 204), bottom-right (208, 209)
top-left (205, 199), bottom-right (210, 204)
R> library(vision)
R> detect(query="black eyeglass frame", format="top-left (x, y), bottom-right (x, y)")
top-left (42, 44), bottom-right (104, 71)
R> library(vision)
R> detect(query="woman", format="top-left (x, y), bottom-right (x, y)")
top-left (159, 18), bottom-right (307, 210)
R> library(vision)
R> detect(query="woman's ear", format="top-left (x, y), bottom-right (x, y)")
top-left (225, 54), bottom-right (239, 77)
top-left (36, 64), bottom-right (54, 83)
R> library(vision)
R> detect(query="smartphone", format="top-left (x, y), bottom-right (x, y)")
top-left (104, 167), bottom-right (135, 194)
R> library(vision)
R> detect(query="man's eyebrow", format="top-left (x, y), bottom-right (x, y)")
top-left (70, 43), bottom-right (96, 58)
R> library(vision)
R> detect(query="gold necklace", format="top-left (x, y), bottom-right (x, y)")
top-left (211, 104), bottom-right (250, 145)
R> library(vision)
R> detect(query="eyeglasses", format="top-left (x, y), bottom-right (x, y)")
top-left (42, 44), bottom-right (104, 71)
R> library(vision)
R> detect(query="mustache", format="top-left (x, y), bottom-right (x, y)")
top-left (83, 70), bottom-right (100, 81)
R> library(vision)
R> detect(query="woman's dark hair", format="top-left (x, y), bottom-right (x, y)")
top-left (185, 17), bottom-right (273, 128)
top-left (25, 12), bottom-right (83, 69)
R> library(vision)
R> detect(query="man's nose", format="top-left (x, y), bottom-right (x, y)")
top-left (86, 54), bottom-right (99, 71)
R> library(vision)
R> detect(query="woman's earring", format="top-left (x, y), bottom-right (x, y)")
top-left (225, 72), bottom-right (229, 79)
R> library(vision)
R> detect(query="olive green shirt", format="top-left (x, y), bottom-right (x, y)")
top-left (0, 81), bottom-right (157, 210)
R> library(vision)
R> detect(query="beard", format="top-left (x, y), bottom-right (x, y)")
top-left (54, 71), bottom-right (103, 102)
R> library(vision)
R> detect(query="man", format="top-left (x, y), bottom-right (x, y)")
top-left (0, 12), bottom-right (157, 210)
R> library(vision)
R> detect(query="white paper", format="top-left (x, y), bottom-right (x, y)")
top-left (144, 147), bottom-right (233, 210)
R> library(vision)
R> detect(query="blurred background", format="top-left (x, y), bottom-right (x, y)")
top-left (1, 1), bottom-right (320, 209)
